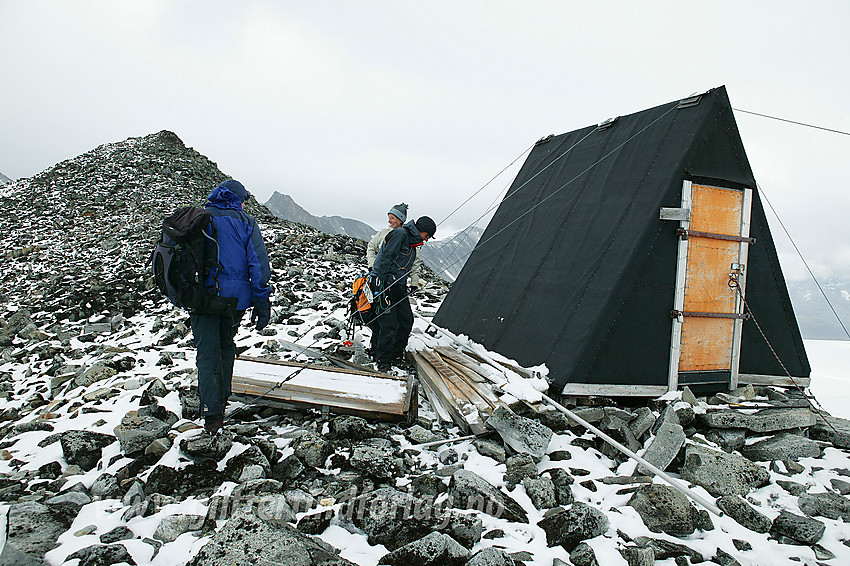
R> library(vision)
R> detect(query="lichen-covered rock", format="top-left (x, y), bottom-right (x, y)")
top-left (448, 469), bottom-right (528, 523)
top-left (698, 408), bottom-right (816, 433)
top-left (809, 414), bottom-right (850, 449)
top-left (627, 484), bottom-right (709, 536)
top-left (769, 510), bottom-right (825, 545)
top-left (797, 492), bottom-right (850, 521)
top-left (291, 431), bottom-right (334, 468)
top-left (59, 429), bottom-right (115, 471)
top-left (485, 406), bottom-right (553, 461)
top-left (523, 476), bottom-right (557, 510)
top-left (350, 438), bottom-right (398, 479)
top-left (537, 502), bottom-right (609, 551)
top-left (114, 413), bottom-right (170, 454)
top-left (377, 531), bottom-right (469, 566)
top-left (740, 432), bottom-right (823, 462)
top-left (716, 495), bottom-right (772, 533)
top-left (680, 443), bottom-right (770, 497)
top-left (638, 418), bottom-right (685, 475)
top-left (464, 546), bottom-right (515, 566)
top-left (186, 506), bottom-right (355, 566)
top-left (632, 537), bottom-right (704, 563)
top-left (153, 513), bottom-right (205, 543)
top-left (75, 360), bottom-right (119, 387)
top-left (504, 453), bottom-right (538, 485)
top-left (0, 501), bottom-right (66, 563)
top-left (66, 544), bottom-right (137, 566)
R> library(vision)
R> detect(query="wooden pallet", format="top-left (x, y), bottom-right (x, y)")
top-left (231, 355), bottom-right (416, 421)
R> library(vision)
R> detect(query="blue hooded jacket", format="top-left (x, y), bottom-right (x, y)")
top-left (203, 181), bottom-right (271, 310)
top-left (370, 220), bottom-right (423, 287)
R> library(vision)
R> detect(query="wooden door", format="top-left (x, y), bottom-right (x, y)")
top-left (669, 182), bottom-right (752, 390)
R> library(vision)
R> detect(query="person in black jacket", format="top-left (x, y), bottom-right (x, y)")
top-left (369, 216), bottom-right (436, 371)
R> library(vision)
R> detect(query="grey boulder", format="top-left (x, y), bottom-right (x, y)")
top-left (716, 495), bottom-right (772, 533)
top-left (627, 484), bottom-right (711, 536)
top-left (186, 506), bottom-right (354, 566)
top-left (797, 492), bottom-right (850, 521)
top-left (769, 510), bottom-right (825, 545)
top-left (60, 429), bottom-right (115, 471)
top-left (680, 443), bottom-right (770, 497)
top-left (448, 469), bottom-right (528, 523)
top-left (377, 531), bottom-right (469, 566)
top-left (739, 432), bottom-right (823, 462)
top-left (537, 502), bottom-right (609, 551)
top-left (698, 408), bottom-right (815, 433)
top-left (485, 406), bottom-right (553, 461)
top-left (114, 414), bottom-right (171, 455)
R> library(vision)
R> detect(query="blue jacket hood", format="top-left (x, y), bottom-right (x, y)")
top-left (206, 185), bottom-right (244, 211)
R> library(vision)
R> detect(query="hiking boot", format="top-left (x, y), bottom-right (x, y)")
top-left (376, 363), bottom-right (392, 373)
top-left (204, 415), bottom-right (224, 433)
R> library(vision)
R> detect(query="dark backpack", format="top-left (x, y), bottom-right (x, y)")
top-left (151, 206), bottom-right (237, 316)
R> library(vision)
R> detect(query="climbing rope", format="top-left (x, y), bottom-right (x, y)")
top-left (728, 273), bottom-right (848, 444)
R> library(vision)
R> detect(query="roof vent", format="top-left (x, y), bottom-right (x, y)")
top-left (677, 94), bottom-right (702, 108)
top-left (535, 134), bottom-right (554, 145)
top-left (596, 117), bottom-right (618, 131)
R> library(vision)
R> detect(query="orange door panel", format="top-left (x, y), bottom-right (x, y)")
top-left (679, 185), bottom-right (744, 373)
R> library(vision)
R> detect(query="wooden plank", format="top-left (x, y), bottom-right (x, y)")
top-left (238, 355), bottom-right (408, 381)
top-left (418, 377), bottom-right (453, 423)
top-left (420, 350), bottom-right (492, 415)
top-left (413, 352), bottom-right (471, 431)
top-left (434, 347), bottom-right (502, 384)
top-left (229, 394), bottom-right (403, 422)
top-left (231, 379), bottom-right (407, 415)
top-left (459, 349), bottom-right (537, 380)
top-left (441, 356), bottom-right (486, 383)
top-left (413, 351), bottom-right (486, 434)
top-left (232, 375), bottom-right (406, 409)
top-left (437, 357), bottom-right (500, 411)
top-left (558, 384), bottom-right (669, 397)
top-left (737, 374), bottom-right (811, 388)
top-left (231, 356), bottom-right (412, 420)
top-left (404, 378), bottom-right (419, 423)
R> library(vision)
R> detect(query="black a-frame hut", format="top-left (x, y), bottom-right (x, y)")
top-left (434, 86), bottom-right (810, 395)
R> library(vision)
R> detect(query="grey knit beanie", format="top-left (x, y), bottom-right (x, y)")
top-left (387, 203), bottom-right (408, 223)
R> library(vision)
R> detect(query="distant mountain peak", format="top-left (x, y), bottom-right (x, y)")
top-left (265, 191), bottom-right (376, 241)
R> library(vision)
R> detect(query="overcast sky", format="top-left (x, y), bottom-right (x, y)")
top-left (2, 0), bottom-right (849, 282)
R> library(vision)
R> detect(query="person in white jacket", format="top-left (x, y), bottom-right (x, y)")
top-left (366, 203), bottom-right (423, 286)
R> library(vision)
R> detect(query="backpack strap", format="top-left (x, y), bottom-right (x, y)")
top-left (201, 218), bottom-right (223, 295)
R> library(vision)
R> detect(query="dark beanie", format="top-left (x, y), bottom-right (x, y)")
top-left (388, 203), bottom-right (408, 223)
top-left (415, 216), bottom-right (437, 239)
top-left (220, 179), bottom-right (248, 202)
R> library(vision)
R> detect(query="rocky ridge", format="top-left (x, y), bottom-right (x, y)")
top-left (0, 132), bottom-right (848, 565)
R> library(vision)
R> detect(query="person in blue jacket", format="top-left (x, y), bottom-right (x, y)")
top-left (193, 179), bottom-right (271, 433)
top-left (370, 216), bottom-right (436, 371)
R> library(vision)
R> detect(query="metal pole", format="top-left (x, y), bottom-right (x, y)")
top-left (412, 434), bottom-right (478, 450)
top-left (541, 393), bottom-right (723, 517)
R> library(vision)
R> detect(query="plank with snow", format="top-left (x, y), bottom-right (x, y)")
top-left (231, 356), bottom-right (415, 420)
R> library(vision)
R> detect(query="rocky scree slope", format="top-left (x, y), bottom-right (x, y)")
top-left (0, 132), bottom-right (849, 566)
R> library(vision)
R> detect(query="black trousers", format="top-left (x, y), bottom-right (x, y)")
top-left (191, 310), bottom-right (245, 417)
top-left (373, 283), bottom-right (413, 366)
